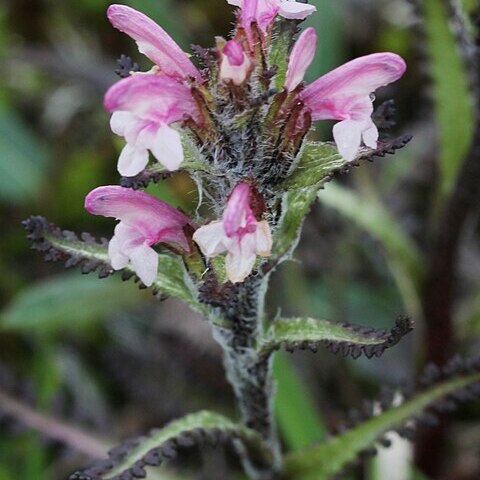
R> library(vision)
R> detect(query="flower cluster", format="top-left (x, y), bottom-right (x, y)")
top-left (86, 1), bottom-right (406, 287)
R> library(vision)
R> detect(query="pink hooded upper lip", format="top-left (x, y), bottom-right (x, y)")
top-left (107, 4), bottom-right (202, 82)
top-left (103, 74), bottom-right (201, 124)
top-left (85, 185), bottom-right (195, 250)
top-left (300, 52), bottom-right (407, 121)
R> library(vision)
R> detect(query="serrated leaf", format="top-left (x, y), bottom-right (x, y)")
top-left (0, 274), bottom-right (142, 333)
top-left (23, 216), bottom-right (204, 314)
top-left (76, 411), bottom-right (271, 480)
top-left (285, 366), bottom-right (480, 480)
top-left (283, 136), bottom-right (412, 192)
top-left (423, 0), bottom-right (475, 197)
top-left (260, 316), bottom-right (413, 359)
top-left (273, 136), bottom-right (412, 260)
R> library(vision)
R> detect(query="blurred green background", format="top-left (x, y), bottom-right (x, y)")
top-left (0, 0), bottom-right (479, 479)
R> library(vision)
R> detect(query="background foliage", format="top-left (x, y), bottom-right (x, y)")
top-left (0, 0), bottom-right (479, 479)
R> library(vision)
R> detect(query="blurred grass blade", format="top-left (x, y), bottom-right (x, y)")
top-left (0, 106), bottom-right (50, 203)
top-left (285, 367), bottom-right (480, 480)
top-left (274, 353), bottom-right (326, 450)
top-left (318, 183), bottom-right (423, 314)
top-left (423, 0), bottom-right (474, 197)
top-left (1, 274), bottom-right (142, 333)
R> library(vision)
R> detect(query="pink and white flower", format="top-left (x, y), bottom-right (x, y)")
top-left (300, 52), bottom-right (407, 161)
top-left (85, 186), bottom-right (195, 286)
top-left (227, 0), bottom-right (316, 37)
top-left (105, 74), bottom-right (201, 177)
top-left (285, 27), bottom-right (317, 91)
top-left (107, 4), bottom-right (202, 82)
top-left (193, 183), bottom-right (272, 284)
top-left (219, 40), bottom-right (252, 85)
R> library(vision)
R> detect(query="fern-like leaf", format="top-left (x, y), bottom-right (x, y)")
top-left (260, 316), bottom-right (413, 359)
top-left (272, 135), bottom-right (411, 259)
top-left (284, 356), bottom-right (480, 480)
top-left (282, 135), bottom-right (412, 192)
top-left (70, 411), bottom-right (272, 480)
top-left (23, 216), bottom-right (203, 312)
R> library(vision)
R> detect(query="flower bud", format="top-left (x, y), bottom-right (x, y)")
top-left (219, 40), bottom-right (252, 86)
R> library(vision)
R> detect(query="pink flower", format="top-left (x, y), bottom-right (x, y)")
top-left (104, 74), bottom-right (201, 176)
top-left (219, 40), bottom-right (252, 85)
top-left (285, 27), bottom-right (317, 91)
top-left (227, 0), bottom-right (316, 38)
top-left (107, 4), bottom-right (202, 82)
top-left (193, 183), bottom-right (272, 284)
top-left (85, 186), bottom-right (195, 286)
top-left (300, 52), bottom-right (407, 161)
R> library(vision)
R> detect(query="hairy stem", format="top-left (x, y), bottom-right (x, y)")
top-left (209, 275), bottom-right (282, 480)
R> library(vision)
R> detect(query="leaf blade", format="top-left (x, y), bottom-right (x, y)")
top-left (423, 0), bottom-right (475, 197)
top-left (285, 359), bottom-right (480, 480)
top-left (74, 411), bottom-right (271, 480)
top-left (1, 274), bottom-right (141, 333)
top-left (261, 316), bottom-right (413, 359)
top-left (23, 216), bottom-right (204, 313)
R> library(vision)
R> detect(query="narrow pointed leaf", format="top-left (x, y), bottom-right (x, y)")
top-left (261, 316), bottom-right (413, 359)
top-left (1, 274), bottom-right (141, 333)
top-left (23, 216), bottom-right (204, 313)
top-left (285, 357), bottom-right (480, 480)
top-left (423, 0), bottom-right (475, 197)
top-left (73, 411), bottom-right (272, 480)
top-left (274, 353), bottom-right (327, 450)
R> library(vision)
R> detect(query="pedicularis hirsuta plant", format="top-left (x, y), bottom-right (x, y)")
top-left (23, 2), bottom-right (480, 480)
